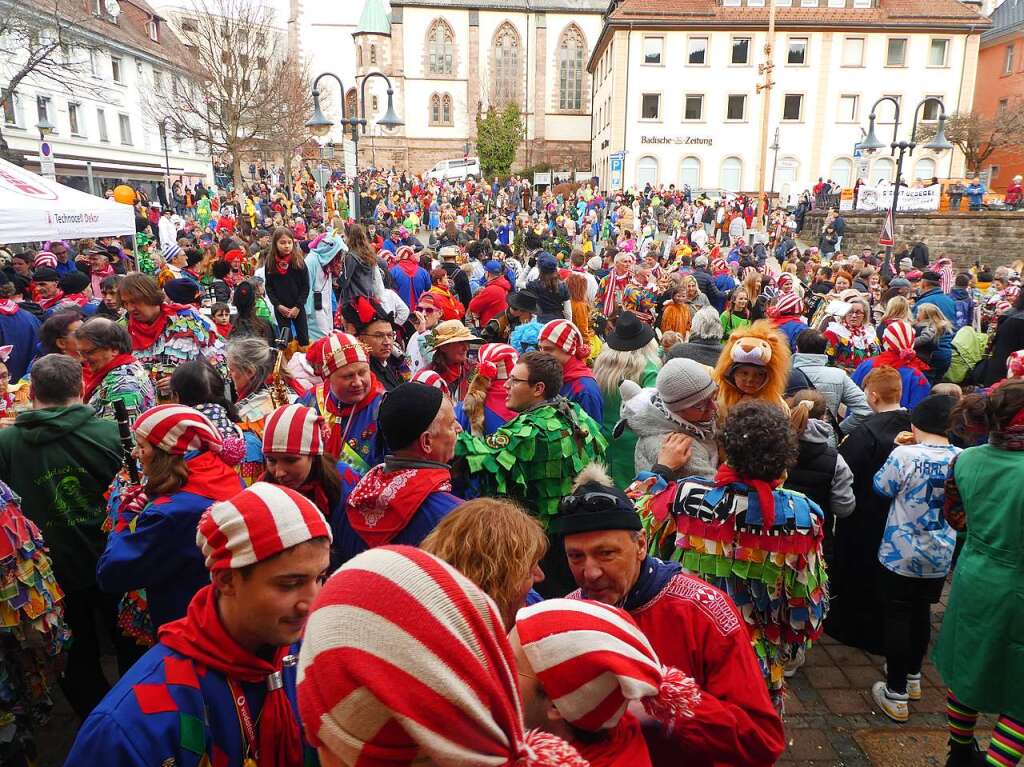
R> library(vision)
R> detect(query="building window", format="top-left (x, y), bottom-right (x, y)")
top-left (731, 37), bottom-right (750, 65)
top-left (838, 94), bottom-right (859, 122)
top-left (999, 98), bottom-right (1009, 115)
top-left (990, 164), bottom-right (1001, 179)
top-left (688, 36), bottom-right (708, 65)
top-left (842, 37), bottom-right (864, 67)
top-left (369, 45), bottom-right (377, 65)
top-left (680, 156), bottom-right (701, 188)
top-left (914, 157), bottom-right (936, 180)
top-left (493, 22), bottom-right (521, 106)
top-left (345, 88), bottom-right (357, 118)
top-left (558, 25), bottom-right (586, 111)
top-left (426, 19), bottom-right (454, 75)
top-left (726, 94), bottom-right (746, 121)
top-left (886, 38), bottom-right (906, 67)
top-left (430, 94), bottom-right (441, 124)
top-left (800, 0), bottom-right (818, 6)
top-left (929, 39), bottom-right (949, 67)
top-left (749, 0), bottom-right (765, 5)
top-left (683, 94), bottom-right (703, 121)
top-left (111, 56), bottom-right (122, 82)
top-left (830, 157), bottom-right (853, 186)
top-left (723, 0), bottom-right (740, 5)
top-left (1005, 44), bottom-right (1015, 75)
top-left (147, 19), bottom-right (159, 42)
top-left (89, 49), bottom-right (100, 76)
top-left (788, 37), bottom-right (807, 64)
top-left (2, 92), bottom-right (21, 128)
top-left (68, 102), bottom-right (82, 135)
top-left (357, 46), bottom-right (363, 67)
top-left (119, 113), bottom-right (132, 144)
top-left (852, 0), bottom-right (871, 6)
top-left (872, 156), bottom-right (895, 183)
top-left (637, 156), bottom-right (658, 186)
top-left (96, 107), bottom-right (108, 141)
top-left (828, 0), bottom-right (845, 7)
top-left (641, 93), bottom-right (661, 120)
top-left (430, 93), bottom-right (453, 126)
top-left (922, 95), bottom-right (942, 122)
top-left (720, 157), bottom-right (742, 191)
top-left (643, 35), bottom-right (663, 65)
top-left (36, 96), bottom-right (52, 128)
top-left (783, 94), bottom-right (803, 121)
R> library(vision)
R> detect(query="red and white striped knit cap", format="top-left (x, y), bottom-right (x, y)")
top-left (772, 292), bottom-right (802, 318)
top-left (1007, 349), bottom-right (1024, 379)
top-left (882, 320), bottom-right (915, 352)
top-left (477, 343), bottom-right (518, 381)
top-left (297, 546), bottom-right (588, 767)
top-left (410, 368), bottom-right (451, 397)
top-left (395, 245), bottom-right (417, 262)
top-left (33, 252), bottom-right (58, 269)
top-left (515, 599), bottom-right (700, 733)
top-left (711, 257), bottom-right (729, 274)
top-left (133, 404), bottom-right (224, 455)
top-left (540, 319), bottom-right (583, 356)
top-left (262, 404), bottom-right (324, 457)
top-left (305, 331), bottom-right (369, 379)
top-left (197, 482), bottom-right (332, 571)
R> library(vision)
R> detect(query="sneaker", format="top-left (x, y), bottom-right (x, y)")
top-left (784, 646), bottom-right (806, 678)
top-left (871, 681), bottom-right (909, 722)
top-left (944, 739), bottom-right (987, 767)
top-left (881, 663), bottom-right (922, 700)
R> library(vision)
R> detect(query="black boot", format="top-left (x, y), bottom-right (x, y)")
top-left (944, 739), bottom-right (986, 767)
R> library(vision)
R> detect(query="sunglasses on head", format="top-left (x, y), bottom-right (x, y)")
top-left (557, 491), bottom-right (628, 516)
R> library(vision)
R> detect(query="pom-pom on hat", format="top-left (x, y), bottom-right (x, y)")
top-left (410, 368), bottom-right (451, 397)
top-left (305, 331), bottom-right (369, 379)
top-left (476, 343), bottom-right (518, 381)
top-left (297, 546), bottom-right (588, 767)
top-left (539, 319), bottom-right (583, 357)
top-left (514, 599), bottom-right (700, 732)
top-left (262, 404), bottom-right (325, 457)
top-left (197, 482), bottom-right (332, 572)
top-left (132, 404), bottom-right (224, 455)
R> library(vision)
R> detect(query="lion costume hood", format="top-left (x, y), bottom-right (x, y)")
top-left (712, 320), bottom-right (791, 415)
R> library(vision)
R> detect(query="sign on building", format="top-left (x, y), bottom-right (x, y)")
top-left (609, 153), bottom-right (624, 191)
top-left (533, 172), bottom-right (552, 186)
top-left (857, 183), bottom-right (940, 212)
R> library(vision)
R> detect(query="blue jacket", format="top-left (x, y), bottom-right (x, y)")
top-left (851, 360), bottom-right (931, 409)
top-left (561, 374), bottom-right (604, 424)
top-left (775, 318), bottom-right (809, 352)
top-left (915, 288), bottom-right (957, 324)
top-left (65, 642), bottom-right (314, 767)
top-left (336, 488), bottom-right (460, 565)
top-left (389, 263), bottom-right (431, 309)
top-left (0, 309), bottom-right (40, 381)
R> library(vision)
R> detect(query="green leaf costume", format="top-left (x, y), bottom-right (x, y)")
top-left (456, 397), bottom-right (607, 526)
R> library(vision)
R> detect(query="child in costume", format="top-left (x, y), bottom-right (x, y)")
top-left (713, 320), bottom-right (792, 419)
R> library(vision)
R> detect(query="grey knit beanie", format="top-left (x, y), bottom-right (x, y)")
top-left (656, 358), bottom-right (716, 409)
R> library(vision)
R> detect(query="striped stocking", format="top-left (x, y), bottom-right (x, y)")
top-left (987, 716), bottom-right (1024, 767)
top-left (948, 690), bottom-right (979, 746)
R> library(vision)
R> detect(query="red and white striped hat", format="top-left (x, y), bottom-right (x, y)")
top-left (395, 245), bottom-right (417, 262)
top-left (410, 368), bottom-right (451, 396)
top-left (297, 546), bottom-right (587, 767)
top-left (262, 404), bottom-right (324, 457)
top-left (771, 291), bottom-right (803, 318)
top-left (33, 252), bottom-right (58, 270)
top-left (711, 257), bottom-right (729, 274)
top-left (515, 599), bottom-right (700, 733)
top-left (1007, 349), bottom-right (1024, 378)
top-left (133, 404), bottom-right (223, 456)
top-left (539, 319), bottom-right (583, 356)
top-left (197, 482), bottom-right (332, 571)
top-left (776, 273), bottom-right (795, 291)
top-left (305, 331), bottom-right (369, 379)
top-left (477, 343), bottom-right (518, 381)
top-left (882, 319), bottom-right (915, 352)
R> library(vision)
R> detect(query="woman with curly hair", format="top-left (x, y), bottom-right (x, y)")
top-left (637, 400), bottom-right (828, 712)
top-left (421, 497), bottom-right (547, 630)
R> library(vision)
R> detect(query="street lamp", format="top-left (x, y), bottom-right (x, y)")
top-left (859, 96), bottom-right (951, 261)
top-left (158, 117), bottom-right (172, 209)
top-left (305, 70), bottom-right (403, 221)
top-left (36, 115), bottom-right (54, 140)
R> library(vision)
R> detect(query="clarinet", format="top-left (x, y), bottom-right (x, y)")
top-left (112, 400), bottom-right (140, 484)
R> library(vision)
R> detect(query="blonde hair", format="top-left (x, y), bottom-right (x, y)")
top-left (593, 338), bottom-right (661, 395)
top-left (421, 498), bottom-right (548, 630)
top-left (661, 331), bottom-right (685, 350)
top-left (881, 295), bottom-right (913, 323)
top-left (915, 303), bottom-right (953, 336)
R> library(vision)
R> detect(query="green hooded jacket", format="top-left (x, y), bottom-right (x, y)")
top-left (0, 405), bottom-right (122, 588)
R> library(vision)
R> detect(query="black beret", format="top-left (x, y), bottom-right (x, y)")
top-left (378, 382), bottom-right (443, 452)
top-left (33, 267), bottom-right (60, 283)
top-left (163, 278), bottom-right (200, 304)
top-left (59, 271), bottom-right (90, 294)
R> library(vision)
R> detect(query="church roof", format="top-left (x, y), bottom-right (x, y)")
top-left (356, 0), bottom-right (391, 35)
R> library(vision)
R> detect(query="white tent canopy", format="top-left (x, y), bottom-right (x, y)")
top-left (0, 157), bottom-right (135, 243)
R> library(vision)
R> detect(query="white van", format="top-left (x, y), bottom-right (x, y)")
top-left (426, 156), bottom-right (481, 182)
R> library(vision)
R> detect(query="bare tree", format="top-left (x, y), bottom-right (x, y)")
top-left (0, 0), bottom-right (110, 162)
top-left (261, 57), bottom-right (316, 184)
top-left (146, 0), bottom-right (291, 189)
top-left (914, 103), bottom-right (1024, 176)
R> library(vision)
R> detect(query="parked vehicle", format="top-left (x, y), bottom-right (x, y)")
top-left (426, 157), bottom-right (481, 181)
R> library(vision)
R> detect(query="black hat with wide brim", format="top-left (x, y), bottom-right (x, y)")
top-left (508, 290), bottom-right (539, 313)
top-left (605, 311), bottom-right (655, 352)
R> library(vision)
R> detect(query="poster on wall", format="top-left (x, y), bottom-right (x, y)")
top-left (856, 183), bottom-right (941, 212)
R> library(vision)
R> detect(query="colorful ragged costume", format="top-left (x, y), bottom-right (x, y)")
top-left (83, 355), bottom-right (156, 425)
top-left (0, 481), bottom-right (69, 767)
top-left (634, 469), bottom-right (828, 710)
top-left (127, 302), bottom-right (225, 390)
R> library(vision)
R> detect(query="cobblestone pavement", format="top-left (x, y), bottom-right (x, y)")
top-left (36, 603), bottom-right (987, 767)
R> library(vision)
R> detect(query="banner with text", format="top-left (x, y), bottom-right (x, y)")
top-left (855, 184), bottom-right (941, 212)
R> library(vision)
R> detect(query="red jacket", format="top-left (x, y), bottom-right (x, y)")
top-left (468, 276), bottom-right (510, 326)
top-left (576, 572), bottom-right (785, 767)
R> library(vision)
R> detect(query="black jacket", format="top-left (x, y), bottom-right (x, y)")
top-left (442, 261), bottom-right (472, 308)
top-left (692, 267), bottom-right (728, 305)
top-left (983, 308), bottom-right (1024, 385)
top-left (265, 265), bottom-right (311, 311)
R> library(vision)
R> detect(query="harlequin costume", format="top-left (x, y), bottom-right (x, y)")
top-left (83, 353), bottom-right (156, 425)
top-left (127, 301), bottom-right (225, 390)
top-left (823, 314), bottom-right (879, 372)
top-left (66, 483), bottom-right (329, 767)
top-left (298, 331), bottom-right (384, 471)
top-left (0, 481), bottom-right (69, 767)
top-left (540, 319), bottom-right (604, 423)
top-left (338, 383), bottom-right (461, 565)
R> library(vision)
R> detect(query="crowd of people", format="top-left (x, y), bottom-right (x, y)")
top-left (0, 168), bottom-right (1021, 767)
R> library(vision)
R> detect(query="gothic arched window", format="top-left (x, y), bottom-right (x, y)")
top-left (430, 93), bottom-right (441, 124)
top-left (370, 44), bottom-right (377, 65)
top-left (442, 93), bottom-right (452, 124)
top-left (493, 22), bottom-right (520, 106)
top-left (558, 25), bottom-right (586, 111)
top-left (427, 19), bottom-right (454, 75)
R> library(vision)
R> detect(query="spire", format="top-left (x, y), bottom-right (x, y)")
top-left (356, 0), bottom-right (390, 36)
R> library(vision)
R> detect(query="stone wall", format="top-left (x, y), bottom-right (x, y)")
top-left (803, 209), bottom-right (1024, 267)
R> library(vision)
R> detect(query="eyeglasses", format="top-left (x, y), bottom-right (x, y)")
top-left (508, 376), bottom-right (533, 387)
top-left (361, 331), bottom-right (396, 341)
top-left (418, 306), bottom-right (439, 314)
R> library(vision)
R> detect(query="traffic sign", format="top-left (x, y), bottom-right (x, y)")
top-left (878, 208), bottom-right (895, 247)
top-left (609, 153), bottom-right (624, 191)
top-left (39, 141), bottom-right (55, 179)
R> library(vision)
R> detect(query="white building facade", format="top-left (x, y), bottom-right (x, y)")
top-left (0, 0), bottom-right (212, 198)
top-left (348, 0), bottom-right (605, 175)
top-left (590, 0), bottom-right (987, 200)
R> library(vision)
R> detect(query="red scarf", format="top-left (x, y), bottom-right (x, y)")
top-left (214, 320), bottom-right (233, 339)
top-left (562, 355), bottom-right (595, 388)
top-left (0, 299), bottom-right (19, 316)
top-left (346, 464), bottom-right (452, 547)
top-left (127, 302), bottom-right (190, 351)
top-left (871, 349), bottom-right (929, 372)
top-left (297, 480), bottom-right (331, 518)
top-left (82, 353), bottom-right (137, 403)
top-left (159, 586), bottom-right (302, 767)
top-left (274, 256), bottom-right (290, 275)
top-left (38, 290), bottom-right (65, 311)
top-left (602, 271), bottom-right (631, 317)
top-left (484, 381), bottom-right (516, 424)
top-left (321, 376), bottom-right (385, 457)
top-left (713, 464), bottom-right (782, 527)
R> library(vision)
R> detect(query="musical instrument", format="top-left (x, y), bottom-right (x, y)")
top-left (270, 325), bottom-right (293, 407)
